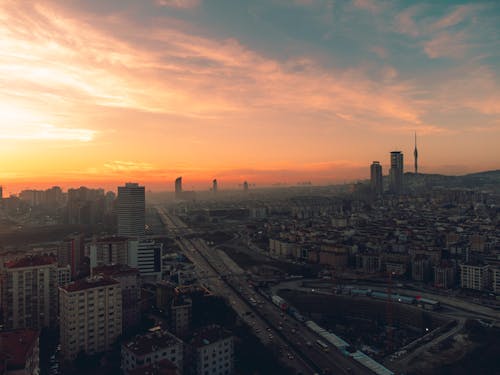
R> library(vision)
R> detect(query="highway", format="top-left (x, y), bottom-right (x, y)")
top-left (156, 206), bottom-right (375, 375)
top-left (156, 207), bottom-right (314, 374)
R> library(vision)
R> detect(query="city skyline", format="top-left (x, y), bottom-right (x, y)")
top-left (0, 0), bottom-right (499, 193)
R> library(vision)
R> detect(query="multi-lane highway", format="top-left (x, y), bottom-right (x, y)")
top-left (156, 206), bottom-right (375, 375)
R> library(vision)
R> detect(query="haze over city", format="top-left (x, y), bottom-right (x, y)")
top-left (1, 0), bottom-right (499, 194)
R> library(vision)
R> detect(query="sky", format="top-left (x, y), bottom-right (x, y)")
top-left (0, 0), bottom-right (499, 194)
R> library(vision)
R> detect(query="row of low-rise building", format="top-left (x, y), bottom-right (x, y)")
top-left (262, 189), bottom-right (499, 293)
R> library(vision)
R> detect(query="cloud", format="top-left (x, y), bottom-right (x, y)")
top-left (0, 0), bottom-right (425, 130)
top-left (0, 123), bottom-right (95, 142)
top-left (155, 0), bottom-right (201, 9)
top-left (370, 46), bottom-right (388, 59)
top-left (103, 161), bottom-right (156, 173)
top-left (352, 0), bottom-right (382, 14)
top-left (423, 32), bottom-right (467, 59)
top-left (432, 5), bottom-right (477, 30)
top-left (395, 5), bottom-right (422, 37)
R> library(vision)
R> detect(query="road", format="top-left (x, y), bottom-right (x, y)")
top-left (156, 206), bottom-right (375, 375)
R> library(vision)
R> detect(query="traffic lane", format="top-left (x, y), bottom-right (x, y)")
top-left (253, 293), bottom-right (372, 375)
top-left (179, 239), bottom-right (313, 374)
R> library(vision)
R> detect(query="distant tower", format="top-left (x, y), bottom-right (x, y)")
top-left (389, 151), bottom-right (404, 194)
top-left (414, 132), bottom-right (418, 174)
top-left (117, 182), bottom-right (145, 238)
top-left (212, 179), bottom-right (218, 193)
top-left (243, 181), bottom-right (249, 191)
top-left (370, 161), bottom-right (383, 195)
top-left (175, 177), bottom-right (182, 199)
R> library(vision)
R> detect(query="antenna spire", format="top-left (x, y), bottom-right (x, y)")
top-left (414, 131), bottom-right (418, 174)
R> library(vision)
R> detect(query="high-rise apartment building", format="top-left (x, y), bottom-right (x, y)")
top-left (170, 297), bottom-right (192, 337)
top-left (175, 177), bottom-right (182, 199)
top-left (93, 264), bottom-right (141, 329)
top-left (370, 161), bottom-right (383, 195)
top-left (212, 179), bottom-right (218, 193)
top-left (188, 325), bottom-right (234, 375)
top-left (89, 236), bottom-right (134, 269)
top-left (59, 276), bottom-right (122, 360)
top-left (459, 263), bottom-right (490, 291)
top-left (1, 255), bottom-right (58, 330)
top-left (389, 151), bottom-right (404, 194)
top-left (434, 262), bottom-right (455, 289)
top-left (117, 183), bottom-right (145, 238)
top-left (58, 234), bottom-right (85, 279)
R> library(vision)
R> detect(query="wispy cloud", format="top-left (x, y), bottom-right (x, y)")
top-left (103, 161), bottom-right (156, 173)
top-left (155, 0), bottom-right (201, 9)
top-left (352, 0), bottom-right (382, 14)
top-left (431, 5), bottom-right (478, 30)
top-left (0, 0), bottom-right (424, 128)
top-left (423, 32), bottom-right (467, 59)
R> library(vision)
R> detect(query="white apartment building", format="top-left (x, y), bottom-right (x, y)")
top-left (59, 276), bottom-right (122, 360)
top-left (190, 326), bottom-right (234, 375)
top-left (492, 267), bottom-right (500, 294)
top-left (129, 240), bottom-right (163, 283)
top-left (460, 263), bottom-right (490, 291)
top-left (1, 255), bottom-right (58, 330)
top-left (121, 329), bottom-right (183, 374)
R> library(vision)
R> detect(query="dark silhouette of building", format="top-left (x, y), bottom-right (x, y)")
top-left (116, 183), bottom-right (145, 238)
top-left (175, 177), bottom-right (182, 198)
top-left (243, 181), bottom-right (249, 191)
top-left (389, 151), bottom-right (403, 194)
top-left (212, 179), bottom-right (217, 193)
top-left (370, 161), bottom-right (383, 195)
top-left (414, 132), bottom-right (418, 174)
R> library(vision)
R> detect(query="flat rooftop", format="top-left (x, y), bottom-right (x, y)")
top-left (61, 276), bottom-right (119, 292)
top-left (123, 330), bottom-right (181, 357)
top-left (5, 255), bottom-right (56, 269)
top-left (189, 325), bottom-right (232, 348)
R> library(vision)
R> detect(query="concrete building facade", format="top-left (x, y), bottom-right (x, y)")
top-left (1, 255), bottom-right (58, 330)
top-left (117, 183), bottom-right (145, 238)
top-left (59, 276), bottom-right (122, 360)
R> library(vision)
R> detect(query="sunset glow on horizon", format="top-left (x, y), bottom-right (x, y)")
top-left (1, 0), bottom-right (499, 195)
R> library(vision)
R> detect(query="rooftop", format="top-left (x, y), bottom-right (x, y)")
top-left (5, 254), bottom-right (56, 269)
top-left (93, 264), bottom-right (139, 276)
top-left (189, 325), bottom-right (232, 348)
top-left (128, 359), bottom-right (178, 375)
top-left (123, 330), bottom-right (181, 356)
top-left (0, 329), bottom-right (39, 370)
top-left (61, 276), bottom-right (119, 292)
top-left (95, 236), bottom-right (131, 243)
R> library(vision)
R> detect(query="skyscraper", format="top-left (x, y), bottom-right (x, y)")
top-left (414, 132), bottom-right (418, 174)
top-left (175, 177), bottom-right (182, 199)
top-left (212, 178), bottom-right (218, 193)
top-left (389, 151), bottom-right (404, 194)
top-left (370, 161), bottom-right (383, 195)
top-left (243, 181), bottom-right (249, 191)
top-left (117, 183), bottom-right (145, 238)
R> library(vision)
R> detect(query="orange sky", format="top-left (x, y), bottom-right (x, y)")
top-left (0, 1), bottom-right (499, 195)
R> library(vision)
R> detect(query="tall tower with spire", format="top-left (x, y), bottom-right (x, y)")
top-left (414, 132), bottom-right (418, 174)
